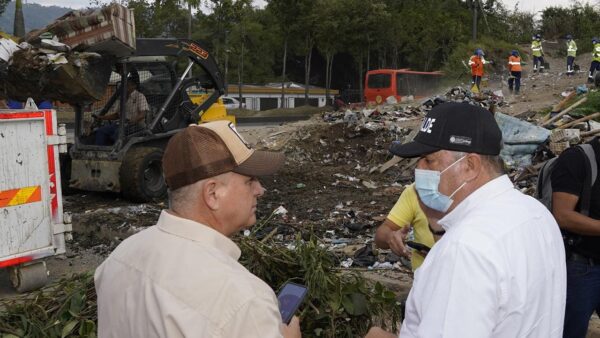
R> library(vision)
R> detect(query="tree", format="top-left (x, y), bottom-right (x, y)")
top-left (314, 0), bottom-right (345, 102)
top-left (122, 0), bottom-right (188, 38)
top-left (294, 0), bottom-right (319, 103)
top-left (341, 0), bottom-right (389, 96)
top-left (0, 0), bottom-right (9, 17)
top-left (13, 0), bottom-right (25, 38)
top-left (267, 0), bottom-right (301, 108)
top-left (179, 0), bottom-right (200, 39)
top-left (201, 0), bottom-right (252, 95)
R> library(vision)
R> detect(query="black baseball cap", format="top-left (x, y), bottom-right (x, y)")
top-left (390, 102), bottom-right (503, 158)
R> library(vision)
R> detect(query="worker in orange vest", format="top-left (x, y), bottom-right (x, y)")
top-left (507, 50), bottom-right (522, 95)
top-left (469, 49), bottom-right (488, 93)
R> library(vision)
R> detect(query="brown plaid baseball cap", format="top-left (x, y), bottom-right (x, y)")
top-left (163, 121), bottom-right (285, 190)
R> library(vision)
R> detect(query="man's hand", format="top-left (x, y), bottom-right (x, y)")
top-left (365, 327), bottom-right (397, 338)
top-left (387, 226), bottom-right (411, 258)
top-left (281, 316), bottom-right (301, 338)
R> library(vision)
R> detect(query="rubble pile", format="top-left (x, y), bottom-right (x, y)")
top-left (0, 3), bottom-right (134, 103)
top-left (284, 84), bottom-right (598, 271)
top-left (1, 39), bottom-right (113, 102)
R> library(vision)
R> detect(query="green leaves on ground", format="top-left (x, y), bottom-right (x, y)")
top-left (570, 91), bottom-right (600, 119)
top-left (0, 273), bottom-right (96, 338)
top-left (239, 234), bottom-right (401, 337)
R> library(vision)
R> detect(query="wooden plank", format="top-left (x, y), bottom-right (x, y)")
top-left (542, 97), bottom-right (588, 127)
top-left (557, 112), bottom-right (600, 130)
top-left (379, 156), bottom-right (403, 173)
top-left (581, 128), bottom-right (600, 138)
top-left (541, 91), bottom-right (576, 123)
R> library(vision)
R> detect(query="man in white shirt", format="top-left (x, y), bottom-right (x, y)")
top-left (366, 102), bottom-right (566, 338)
top-left (95, 121), bottom-right (301, 338)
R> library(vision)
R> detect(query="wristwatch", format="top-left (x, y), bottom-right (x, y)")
top-left (428, 223), bottom-right (446, 236)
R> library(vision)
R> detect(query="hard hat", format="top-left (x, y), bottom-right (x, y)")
top-left (593, 37), bottom-right (598, 43)
top-left (475, 48), bottom-right (484, 56)
top-left (566, 34), bottom-right (573, 40)
top-left (511, 50), bottom-right (519, 56)
top-left (534, 34), bottom-right (541, 40)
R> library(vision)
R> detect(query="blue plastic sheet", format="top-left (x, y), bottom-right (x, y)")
top-left (495, 112), bottom-right (551, 167)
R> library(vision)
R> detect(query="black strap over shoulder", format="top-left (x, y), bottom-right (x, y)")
top-left (576, 143), bottom-right (598, 216)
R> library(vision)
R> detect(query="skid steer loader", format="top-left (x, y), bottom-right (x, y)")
top-left (62, 38), bottom-right (233, 202)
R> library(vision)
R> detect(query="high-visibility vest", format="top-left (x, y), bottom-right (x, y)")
top-left (593, 43), bottom-right (600, 62)
top-left (531, 40), bottom-right (543, 57)
top-left (469, 55), bottom-right (484, 76)
top-left (508, 55), bottom-right (522, 72)
top-left (567, 40), bottom-right (577, 57)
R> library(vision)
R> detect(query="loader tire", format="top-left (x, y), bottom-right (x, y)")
top-left (120, 147), bottom-right (167, 202)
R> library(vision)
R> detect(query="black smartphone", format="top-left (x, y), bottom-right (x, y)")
top-left (277, 282), bottom-right (308, 324)
top-left (406, 241), bottom-right (431, 255)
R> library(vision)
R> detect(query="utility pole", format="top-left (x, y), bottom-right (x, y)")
top-left (224, 29), bottom-right (229, 96)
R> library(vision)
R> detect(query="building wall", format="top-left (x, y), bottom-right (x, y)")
top-left (239, 93), bottom-right (331, 111)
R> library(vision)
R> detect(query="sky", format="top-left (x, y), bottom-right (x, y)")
top-left (25, 0), bottom-right (587, 13)
top-left (501, 0), bottom-right (593, 13)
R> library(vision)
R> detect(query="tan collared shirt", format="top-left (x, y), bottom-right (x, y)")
top-left (95, 211), bottom-right (284, 338)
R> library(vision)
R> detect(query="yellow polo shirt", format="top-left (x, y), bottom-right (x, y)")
top-left (387, 184), bottom-right (435, 270)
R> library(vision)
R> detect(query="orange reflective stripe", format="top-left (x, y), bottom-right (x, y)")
top-left (0, 186), bottom-right (42, 207)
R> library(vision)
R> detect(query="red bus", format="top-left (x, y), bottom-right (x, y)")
top-left (364, 69), bottom-right (444, 104)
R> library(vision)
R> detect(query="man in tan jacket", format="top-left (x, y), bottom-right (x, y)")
top-left (95, 121), bottom-right (301, 338)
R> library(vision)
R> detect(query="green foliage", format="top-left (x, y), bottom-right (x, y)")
top-left (0, 273), bottom-right (97, 338)
top-left (570, 91), bottom-right (600, 119)
top-left (542, 4), bottom-right (600, 39)
top-left (0, 0), bottom-right (8, 16)
top-left (10, 0), bottom-right (598, 99)
top-left (239, 232), bottom-right (401, 337)
top-left (443, 36), bottom-right (526, 82)
top-left (0, 230), bottom-right (400, 338)
top-left (541, 4), bottom-right (600, 54)
top-left (13, 0), bottom-right (24, 38)
top-left (129, 0), bottom-right (189, 38)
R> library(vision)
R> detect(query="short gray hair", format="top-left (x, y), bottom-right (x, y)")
top-left (480, 154), bottom-right (506, 176)
top-left (168, 181), bottom-right (200, 210)
top-left (450, 151), bottom-right (505, 176)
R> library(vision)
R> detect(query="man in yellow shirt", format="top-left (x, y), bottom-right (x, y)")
top-left (374, 184), bottom-right (439, 270)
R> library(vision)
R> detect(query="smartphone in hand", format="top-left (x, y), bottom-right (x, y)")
top-left (277, 282), bottom-right (308, 324)
top-left (406, 241), bottom-right (431, 256)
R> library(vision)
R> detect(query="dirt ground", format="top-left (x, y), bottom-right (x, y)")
top-left (2, 52), bottom-right (600, 334)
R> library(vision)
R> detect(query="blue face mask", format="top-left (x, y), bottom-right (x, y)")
top-left (415, 156), bottom-right (468, 213)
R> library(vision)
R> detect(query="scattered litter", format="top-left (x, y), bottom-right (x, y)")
top-left (369, 262), bottom-right (395, 270)
top-left (577, 85), bottom-right (588, 95)
top-left (340, 258), bottom-right (354, 268)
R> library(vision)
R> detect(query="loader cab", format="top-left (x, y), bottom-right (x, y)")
top-left (66, 38), bottom-right (228, 202)
top-left (77, 57), bottom-right (177, 147)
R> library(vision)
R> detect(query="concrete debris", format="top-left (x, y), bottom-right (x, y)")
top-left (550, 129), bottom-right (581, 144)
